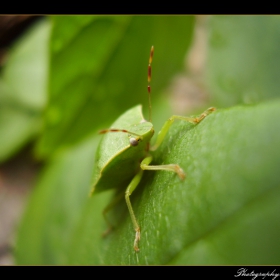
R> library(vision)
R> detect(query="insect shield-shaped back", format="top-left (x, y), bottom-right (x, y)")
top-left (91, 105), bottom-right (154, 194)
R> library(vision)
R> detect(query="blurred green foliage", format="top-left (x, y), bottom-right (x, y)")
top-left (206, 16), bottom-right (280, 106)
top-left (0, 15), bottom-right (278, 264)
top-left (0, 19), bottom-right (49, 161)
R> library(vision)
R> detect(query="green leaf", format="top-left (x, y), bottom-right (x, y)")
top-left (37, 15), bottom-right (195, 158)
top-left (15, 99), bottom-right (280, 264)
top-left (206, 16), bottom-right (280, 107)
top-left (0, 18), bottom-right (50, 162)
top-left (15, 134), bottom-right (100, 264)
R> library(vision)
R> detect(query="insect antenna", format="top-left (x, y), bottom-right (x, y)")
top-left (147, 46), bottom-right (154, 122)
top-left (99, 129), bottom-right (141, 138)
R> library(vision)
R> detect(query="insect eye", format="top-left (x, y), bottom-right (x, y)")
top-left (130, 137), bottom-right (139, 146)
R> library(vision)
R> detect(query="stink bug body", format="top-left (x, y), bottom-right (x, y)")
top-left (91, 46), bottom-right (216, 252)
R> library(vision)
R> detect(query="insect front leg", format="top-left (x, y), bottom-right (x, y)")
top-left (150, 107), bottom-right (216, 151)
top-left (125, 169), bottom-right (144, 252)
top-left (141, 156), bottom-right (185, 180)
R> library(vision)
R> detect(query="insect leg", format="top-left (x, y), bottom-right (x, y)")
top-left (150, 107), bottom-right (216, 151)
top-left (125, 169), bottom-right (144, 252)
top-left (141, 156), bottom-right (185, 180)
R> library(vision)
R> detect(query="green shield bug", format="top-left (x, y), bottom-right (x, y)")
top-left (90, 46), bottom-right (216, 252)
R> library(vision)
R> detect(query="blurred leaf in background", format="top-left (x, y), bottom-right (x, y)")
top-left (6, 15), bottom-right (280, 265)
top-left (0, 18), bottom-right (50, 162)
top-left (206, 15), bottom-right (280, 107)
